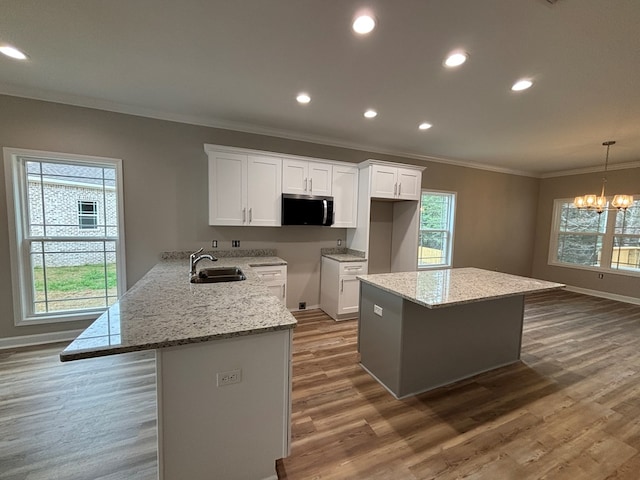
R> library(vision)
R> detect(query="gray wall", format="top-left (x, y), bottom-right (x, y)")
top-left (531, 167), bottom-right (640, 299)
top-left (0, 94), bottom-right (540, 340)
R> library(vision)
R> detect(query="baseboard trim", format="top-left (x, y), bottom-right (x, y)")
top-left (565, 286), bottom-right (640, 306)
top-left (289, 303), bottom-right (320, 313)
top-left (0, 329), bottom-right (83, 350)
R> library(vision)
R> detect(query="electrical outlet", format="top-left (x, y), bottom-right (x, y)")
top-left (374, 304), bottom-right (383, 316)
top-left (212, 240), bottom-right (218, 248)
top-left (217, 369), bottom-right (242, 387)
top-left (298, 302), bottom-right (306, 310)
top-left (232, 240), bottom-right (240, 248)
top-left (337, 239), bottom-right (342, 247)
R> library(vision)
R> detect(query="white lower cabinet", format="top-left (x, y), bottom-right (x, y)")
top-left (320, 257), bottom-right (368, 320)
top-left (253, 265), bottom-right (287, 305)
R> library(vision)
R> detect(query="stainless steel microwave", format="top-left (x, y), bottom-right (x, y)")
top-left (281, 194), bottom-right (334, 226)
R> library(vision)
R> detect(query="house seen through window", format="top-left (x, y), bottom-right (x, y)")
top-left (418, 191), bottom-right (456, 268)
top-left (4, 148), bottom-right (125, 324)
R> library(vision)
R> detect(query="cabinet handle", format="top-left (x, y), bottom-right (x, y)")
top-left (282, 284), bottom-right (286, 298)
top-left (249, 208), bottom-right (252, 223)
top-left (398, 183), bottom-right (402, 196)
top-left (242, 208), bottom-right (246, 223)
top-left (341, 279), bottom-right (344, 293)
top-left (309, 178), bottom-right (313, 191)
top-left (394, 183), bottom-right (397, 196)
top-left (304, 178), bottom-right (308, 191)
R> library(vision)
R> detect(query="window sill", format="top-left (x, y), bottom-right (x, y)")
top-left (16, 309), bottom-right (105, 327)
top-left (547, 261), bottom-right (640, 278)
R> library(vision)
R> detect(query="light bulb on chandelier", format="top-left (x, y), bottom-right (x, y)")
top-left (573, 141), bottom-right (633, 213)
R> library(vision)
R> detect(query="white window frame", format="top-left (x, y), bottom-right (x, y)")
top-left (3, 147), bottom-right (127, 326)
top-left (418, 190), bottom-right (456, 270)
top-left (548, 197), bottom-right (640, 277)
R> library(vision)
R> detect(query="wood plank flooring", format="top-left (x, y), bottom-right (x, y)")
top-left (1, 290), bottom-right (639, 479)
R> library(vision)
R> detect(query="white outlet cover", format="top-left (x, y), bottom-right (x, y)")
top-left (373, 305), bottom-right (383, 316)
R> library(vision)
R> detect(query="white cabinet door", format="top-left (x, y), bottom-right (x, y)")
top-left (247, 155), bottom-right (282, 226)
top-left (282, 159), bottom-right (332, 195)
top-left (370, 164), bottom-right (422, 200)
top-left (331, 165), bottom-right (358, 228)
top-left (370, 165), bottom-right (398, 199)
top-left (208, 152), bottom-right (247, 225)
top-left (397, 167), bottom-right (421, 200)
top-left (308, 162), bottom-right (332, 196)
top-left (339, 275), bottom-right (361, 315)
top-left (208, 150), bottom-right (281, 226)
top-left (282, 159), bottom-right (308, 195)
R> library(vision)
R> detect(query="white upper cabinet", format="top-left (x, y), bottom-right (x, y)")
top-left (208, 149), bottom-right (281, 226)
top-left (282, 159), bottom-right (332, 196)
top-left (331, 164), bottom-right (358, 228)
top-left (370, 164), bottom-right (422, 200)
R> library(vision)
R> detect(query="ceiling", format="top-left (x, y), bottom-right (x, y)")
top-left (1, 0), bottom-right (640, 176)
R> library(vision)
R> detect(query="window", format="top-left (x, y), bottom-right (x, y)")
top-left (4, 148), bottom-right (126, 325)
top-left (418, 191), bottom-right (456, 269)
top-left (78, 201), bottom-right (98, 229)
top-left (550, 198), bottom-right (640, 274)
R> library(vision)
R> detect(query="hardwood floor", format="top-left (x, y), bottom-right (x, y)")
top-left (1, 290), bottom-right (639, 479)
top-left (0, 345), bottom-right (157, 480)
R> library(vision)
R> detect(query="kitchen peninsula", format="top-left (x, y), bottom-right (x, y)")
top-left (357, 268), bottom-right (564, 398)
top-left (60, 251), bottom-right (296, 480)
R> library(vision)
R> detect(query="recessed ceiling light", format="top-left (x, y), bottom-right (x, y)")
top-left (511, 79), bottom-right (533, 91)
top-left (364, 109), bottom-right (377, 119)
top-left (444, 51), bottom-right (468, 68)
top-left (296, 93), bottom-right (311, 104)
top-left (418, 123), bottom-right (432, 130)
top-left (0, 44), bottom-right (28, 60)
top-left (353, 14), bottom-right (376, 34)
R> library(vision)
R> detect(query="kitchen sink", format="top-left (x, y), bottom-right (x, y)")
top-left (190, 267), bottom-right (246, 283)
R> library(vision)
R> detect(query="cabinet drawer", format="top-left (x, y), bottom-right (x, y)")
top-left (252, 265), bottom-right (287, 283)
top-left (339, 261), bottom-right (368, 276)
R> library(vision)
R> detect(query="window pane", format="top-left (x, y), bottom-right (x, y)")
top-left (557, 234), bottom-right (603, 266)
top-left (26, 161), bottom-right (118, 238)
top-left (612, 236), bottom-right (640, 272)
top-left (419, 231), bottom-right (448, 265)
top-left (615, 200), bottom-right (640, 235)
top-left (420, 194), bottom-right (450, 230)
top-left (30, 241), bottom-right (118, 314)
top-left (559, 203), bottom-right (607, 233)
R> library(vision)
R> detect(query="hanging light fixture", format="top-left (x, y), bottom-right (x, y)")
top-left (573, 141), bottom-right (633, 213)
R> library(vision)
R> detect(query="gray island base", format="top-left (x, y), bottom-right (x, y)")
top-left (357, 268), bottom-right (564, 399)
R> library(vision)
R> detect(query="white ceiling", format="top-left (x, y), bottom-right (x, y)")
top-left (1, 0), bottom-right (640, 176)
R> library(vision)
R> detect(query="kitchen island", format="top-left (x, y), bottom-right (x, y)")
top-left (357, 268), bottom-right (564, 398)
top-left (61, 251), bottom-right (296, 480)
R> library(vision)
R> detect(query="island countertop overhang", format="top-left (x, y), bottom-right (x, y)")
top-left (357, 267), bottom-right (565, 309)
top-left (60, 255), bottom-right (297, 362)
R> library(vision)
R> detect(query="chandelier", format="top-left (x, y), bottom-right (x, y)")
top-left (573, 140), bottom-right (633, 213)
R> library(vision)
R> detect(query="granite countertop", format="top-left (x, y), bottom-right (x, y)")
top-left (321, 247), bottom-right (367, 263)
top-left (357, 267), bottom-right (565, 309)
top-left (60, 255), bottom-right (296, 361)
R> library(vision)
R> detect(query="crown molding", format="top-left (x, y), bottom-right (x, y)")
top-left (540, 160), bottom-right (640, 178)
top-left (0, 84), bottom-right (539, 178)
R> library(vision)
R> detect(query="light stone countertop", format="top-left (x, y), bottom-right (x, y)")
top-left (357, 267), bottom-right (565, 309)
top-left (322, 253), bottom-right (368, 262)
top-left (60, 256), bottom-right (296, 361)
top-left (321, 247), bottom-right (366, 263)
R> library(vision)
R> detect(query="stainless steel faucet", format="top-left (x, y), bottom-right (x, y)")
top-left (189, 248), bottom-right (217, 276)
